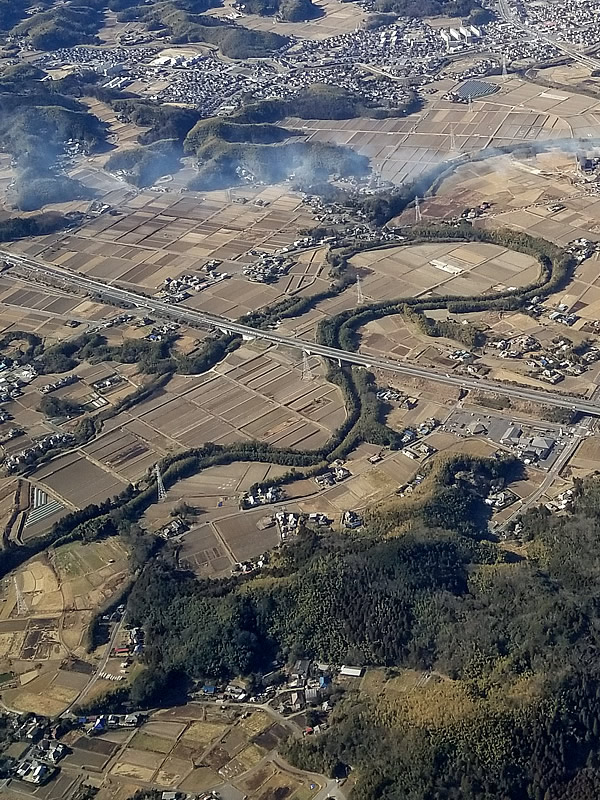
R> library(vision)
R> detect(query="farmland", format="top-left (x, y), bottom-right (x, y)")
top-left (0, 537), bottom-right (129, 715)
top-left (9, 187), bottom-right (327, 318)
top-left (40, 702), bottom-right (319, 800)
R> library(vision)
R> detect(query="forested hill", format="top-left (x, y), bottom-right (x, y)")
top-left (121, 461), bottom-right (600, 800)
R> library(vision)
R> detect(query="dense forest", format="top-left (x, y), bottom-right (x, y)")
top-left (134, 1), bottom-right (290, 56)
top-left (105, 139), bottom-right (182, 187)
top-left (183, 117), bottom-right (369, 189)
top-left (119, 470), bottom-right (600, 800)
top-left (233, 0), bottom-right (321, 21)
top-left (374, 0), bottom-right (485, 20)
top-left (8, 0), bottom-right (289, 57)
top-left (12, 0), bottom-right (106, 49)
top-left (0, 65), bottom-right (107, 211)
top-left (218, 83), bottom-right (422, 124)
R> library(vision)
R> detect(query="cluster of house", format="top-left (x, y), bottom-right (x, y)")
top-left (491, 334), bottom-right (541, 358)
top-left (14, 758), bottom-right (57, 786)
top-left (158, 271), bottom-right (228, 303)
top-left (448, 349), bottom-right (475, 363)
top-left (501, 425), bottom-right (556, 464)
top-left (342, 510), bottom-right (363, 529)
top-left (129, 626), bottom-right (144, 657)
top-left (0, 364), bottom-right (37, 402)
top-left (547, 307), bottom-right (579, 328)
top-left (566, 237), bottom-right (599, 263)
top-left (457, 201), bottom-right (492, 220)
top-left (145, 323), bottom-right (179, 342)
top-left (241, 485), bottom-right (284, 509)
top-left (92, 374), bottom-right (125, 394)
top-left (545, 488), bottom-right (575, 513)
top-left (87, 712), bottom-right (145, 736)
top-left (4, 432), bottom-right (75, 473)
top-left (274, 659), bottom-right (361, 717)
top-left (315, 463), bottom-right (351, 488)
top-left (491, 332), bottom-right (600, 385)
top-left (275, 511), bottom-right (301, 540)
top-left (520, 0), bottom-right (600, 48)
top-left (484, 488), bottom-right (518, 510)
top-left (274, 510), bottom-right (330, 539)
top-left (243, 253), bottom-right (295, 284)
top-left (232, 552), bottom-right (270, 575)
top-left (40, 374), bottom-right (79, 394)
top-left (396, 473), bottom-right (426, 497)
top-left (395, 419), bottom-right (440, 460)
top-left (159, 517), bottom-right (188, 540)
top-left (7, 717), bottom-right (66, 786)
top-left (111, 625), bottom-right (144, 659)
top-left (95, 313), bottom-right (137, 330)
top-left (376, 387), bottom-right (418, 408)
top-left (402, 441), bottom-right (437, 462)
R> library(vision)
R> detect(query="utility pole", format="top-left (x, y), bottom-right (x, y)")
top-left (154, 463), bottom-right (167, 503)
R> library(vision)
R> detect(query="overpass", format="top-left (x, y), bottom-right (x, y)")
top-left (4, 248), bottom-right (600, 416)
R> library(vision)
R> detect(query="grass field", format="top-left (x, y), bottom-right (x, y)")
top-left (182, 720), bottom-right (229, 750)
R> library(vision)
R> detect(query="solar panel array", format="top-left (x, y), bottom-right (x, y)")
top-left (455, 79), bottom-right (499, 100)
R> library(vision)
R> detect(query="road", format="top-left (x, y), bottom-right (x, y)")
top-left (5, 248), bottom-right (600, 416)
top-left (497, 417), bottom-right (592, 531)
top-left (61, 616), bottom-right (124, 716)
top-left (497, 0), bottom-right (600, 70)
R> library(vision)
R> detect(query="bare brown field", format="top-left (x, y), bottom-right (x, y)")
top-left (0, 275), bottom-right (115, 334)
top-left (207, 0), bottom-right (365, 38)
top-left (0, 538), bottom-right (128, 714)
top-left (81, 344), bottom-right (347, 492)
top-left (7, 187), bottom-right (326, 319)
top-left (279, 240), bottom-right (540, 345)
top-left (298, 78), bottom-right (573, 184)
top-left (353, 242), bottom-right (539, 303)
top-left (33, 453), bottom-right (128, 508)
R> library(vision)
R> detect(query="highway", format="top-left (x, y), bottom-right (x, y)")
top-left (5, 248), bottom-right (600, 416)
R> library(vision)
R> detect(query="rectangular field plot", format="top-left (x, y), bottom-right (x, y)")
top-left (33, 454), bottom-right (128, 508)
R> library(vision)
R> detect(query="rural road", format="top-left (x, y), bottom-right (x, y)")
top-left (62, 616), bottom-right (125, 716)
top-left (498, 417), bottom-right (592, 530)
top-left (5, 249), bottom-right (600, 416)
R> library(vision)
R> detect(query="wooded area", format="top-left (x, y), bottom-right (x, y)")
top-left (118, 473), bottom-right (600, 800)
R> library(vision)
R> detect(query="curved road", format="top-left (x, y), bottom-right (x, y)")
top-left (5, 249), bottom-right (600, 416)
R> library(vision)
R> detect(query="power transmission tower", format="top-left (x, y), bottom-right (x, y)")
top-left (415, 196), bottom-right (422, 223)
top-left (301, 350), bottom-right (314, 382)
top-left (450, 123), bottom-right (457, 153)
top-left (356, 275), bottom-right (364, 305)
top-left (154, 463), bottom-right (167, 502)
top-left (14, 576), bottom-right (28, 616)
top-left (501, 52), bottom-right (508, 80)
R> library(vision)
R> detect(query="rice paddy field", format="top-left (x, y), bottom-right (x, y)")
top-left (0, 537), bottom-right (129, 716)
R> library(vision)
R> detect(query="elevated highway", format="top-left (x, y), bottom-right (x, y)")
top-left (5, 248), bottom-right (600, 416)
